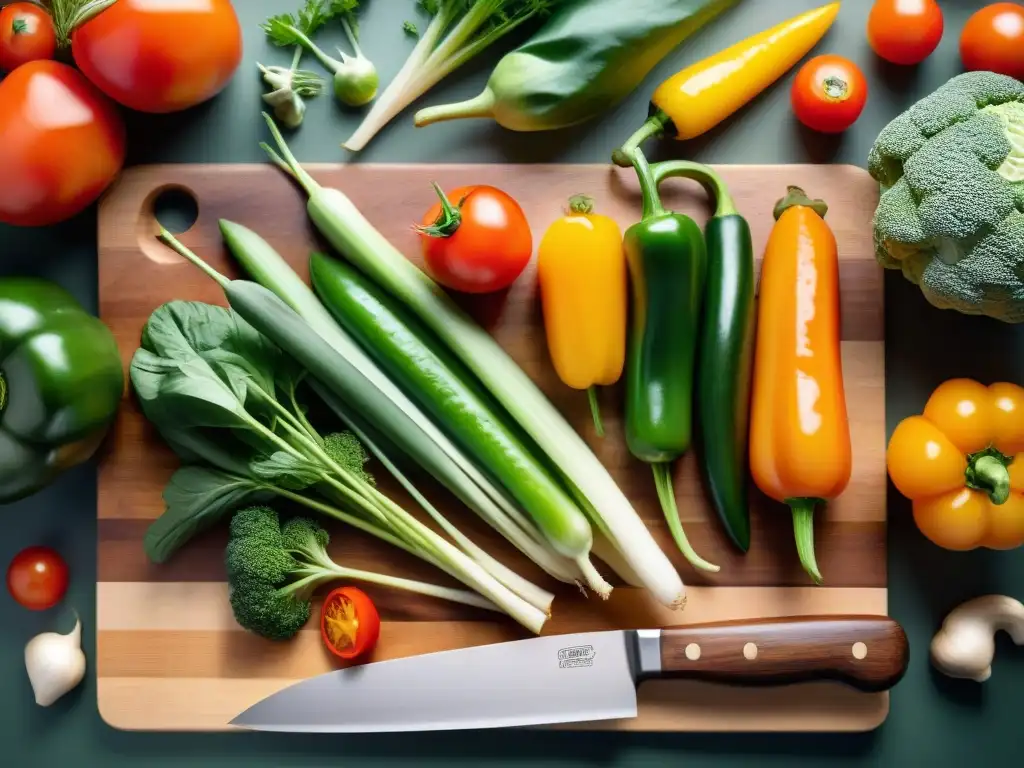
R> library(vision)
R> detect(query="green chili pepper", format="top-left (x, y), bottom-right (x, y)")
top-left (649, 161), bottom-right (755, 553)
top-left (0, 278), bottom-right (124, 502)
top-left (623, 149), bottom-right (718, 573)
top-left (413, 0), bottom-right (741, 134)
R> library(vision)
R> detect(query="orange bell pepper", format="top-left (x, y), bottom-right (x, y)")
top-left (537, 195), bottom-right (627, 437)
top-left (887, 378), bottom-right (1024, 551)
top-left (749, 186), bottom-right (852, 585)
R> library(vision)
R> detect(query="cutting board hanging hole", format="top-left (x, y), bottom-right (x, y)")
top-left (153, 187), bottom-right (199, 235)
top-left (137, 185), bottom-right (201, 266)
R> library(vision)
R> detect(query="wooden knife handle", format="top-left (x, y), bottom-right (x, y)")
top-left (654, 615), bottom-right (909, 693)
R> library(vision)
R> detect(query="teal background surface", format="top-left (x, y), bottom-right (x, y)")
top-left (1, 0), bottom-right (1021, 765)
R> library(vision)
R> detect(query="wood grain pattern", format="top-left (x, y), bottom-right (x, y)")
top-left (97, 162), bottom-right (885, 733)
top-left (657, 616), bottom-right (909, 693)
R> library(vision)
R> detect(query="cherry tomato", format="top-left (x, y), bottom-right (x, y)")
top-left (791, 55), bottom-right (868, 134)
top-left (7, 546), bottom-right (69, 611)
top-left (418, 185), bottom-right (533, 294)
top-left (867, 0), bottom-right (944, 66)
top-left (0, 60), bottom-right (125, 227)
top-left (0, 2), bottom-right (56, 73)
top-left (320, 587), bottom-right (381, 661)
top-left (71, 0), bottom-right (243, 114)
top-left (960, 3), bottom-right (1024, 80)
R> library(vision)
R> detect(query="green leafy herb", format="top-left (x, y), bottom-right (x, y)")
top-left (403, 20), bottom-right (419, 36)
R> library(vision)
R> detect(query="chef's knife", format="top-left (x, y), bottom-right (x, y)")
top-left (231, 615), bottom-right (909, 733)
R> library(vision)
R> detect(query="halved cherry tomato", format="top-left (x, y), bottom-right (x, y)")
top-left (7, 546), bottom-right (69, 611)
top-left (418, 184), bottom-right (533, 294)
top-left (0, 60), bottom-right (125, 227)
top-left (960, 3), bottom-right (1024, 80)
top-left (867, 0), bottom-right (944, 66)
top-left (791, 55), bottom-right (868, 134)
top-left (0, 3), bottom-right (56, 73)
top-left (320, 586), bottom-right (381, 661)
top-left (71, 0), bottom-right (243, 114)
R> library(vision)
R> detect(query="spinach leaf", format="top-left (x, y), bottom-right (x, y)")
top-left (144, 466), bottom-right (272, 564)
top-left (249, 451), bottom-right (324, 490)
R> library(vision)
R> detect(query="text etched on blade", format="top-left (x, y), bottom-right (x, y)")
top-left (558, 645), bottom-right (596, 668)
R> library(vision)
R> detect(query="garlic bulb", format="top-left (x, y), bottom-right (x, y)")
top-left (25, 617), bottom-right (86, 706)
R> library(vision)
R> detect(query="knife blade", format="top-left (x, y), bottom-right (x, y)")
top-left (230, 615), bottom-right (909, 733)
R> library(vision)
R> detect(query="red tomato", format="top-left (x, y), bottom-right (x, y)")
top-left (418, 185), bottom-right (533, 294)
top-left (0, 60), bottom-right (125, 227)
top-left (0, 3), bottom-right (56, 72)
top-left (71, 0), bottom-right (243, 114)
top-left (791, 55), bottom-right (869, 134)
top-left (960, 3), bottom-right (1024, 80)
top-left (320, 587), bottom-right (381, 661)
top-left (7, 546), bottom-right (69, 611)
top-left (867, 0), bottom-right (944, 65)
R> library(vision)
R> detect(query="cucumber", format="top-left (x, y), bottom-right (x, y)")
top-left (307, 251), bottom-right (597, 566)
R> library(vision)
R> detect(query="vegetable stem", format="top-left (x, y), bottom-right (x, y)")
top-left (415, 182), bottom-right (462, 237)
top-left (315, 561), bottom-right (500, 612)
top-left (261, 112), bottom-right (321, 196)
top-left (652, 160), bottom-right (738, 218)
top-left (789, 498), bottom-right (823, 585)
top-left (652, 463), bottom-right (720, 573)
top-left (631, 149), bottom-right (666, 218)
top-left (612, 115), bottom-right (669, 168)
top-left (158, 229), bottom-right (229, 288)
top-left (341, 16), bottom-right (362, 58)
top-left (587, 387), bottom-right (604, 438)
top-left (414, 88), bottom-right (496, 127)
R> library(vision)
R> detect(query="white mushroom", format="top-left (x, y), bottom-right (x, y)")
top-left (930, 595), bottom-right (1024, 682)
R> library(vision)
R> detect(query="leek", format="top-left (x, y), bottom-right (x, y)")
top-left (260, 115), bottom-right (686, 610)
top-left (216, 220), bottom-right (588, 593)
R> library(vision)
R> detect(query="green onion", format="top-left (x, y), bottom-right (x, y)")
top-left (260, 114), bottom-right (686, 610)
top-left (216, 220), bottom-right (583, 592)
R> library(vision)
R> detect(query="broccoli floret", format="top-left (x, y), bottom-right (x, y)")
top-left (868, 72), bottom-right (1024, 323)
top-left (323, 431), bottom-right (375, 487)
top-left (225, 507), bottom-right (338, 641)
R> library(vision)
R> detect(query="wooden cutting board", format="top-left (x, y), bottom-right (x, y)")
top-left (96, 162), bottom-right (886, 733)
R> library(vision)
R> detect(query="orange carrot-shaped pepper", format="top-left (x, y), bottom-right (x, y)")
top-left (537, 195), bottom-right (627, 436)
top-left (749, 186), bottom-right (852, 584)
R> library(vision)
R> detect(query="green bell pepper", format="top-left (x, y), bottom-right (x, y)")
top-left (0, 279), bottom-right (124, 502)
top-left (623, 148), bottom-right (717, 573)
top-left (649, 161), bottom-right (756, 554)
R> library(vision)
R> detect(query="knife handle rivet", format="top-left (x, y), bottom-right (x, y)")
top-left (852, 642), bottom-right (868, 660)
top-left (743, 642), bottom-right (758, 660)
top-left (684, 643), bottom-right (701, 661)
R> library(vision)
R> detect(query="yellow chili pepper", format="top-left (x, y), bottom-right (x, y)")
top-left (887, 378), bottom-right (1024, 552)
top-left (537, 195), bottom-right (627, 437)
top-left (613, 3), bottom-right (841, 165)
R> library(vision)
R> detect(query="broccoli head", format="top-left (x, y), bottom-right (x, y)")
top-left (323, 431), bottom-right (375, 487)
top-left (868, 71), bottom-right (1024, 322)
top-left (225, 506), bottom-right (337, 641)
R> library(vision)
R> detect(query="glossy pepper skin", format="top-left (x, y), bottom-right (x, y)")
top-left (887, 379), bottom-right (1024, 552)
top-left (624, 149), bottom-right (718, 573)
top-left (538, 195), bottom-right (627, 437)
top-left (613, 3), bottom-right (841, 166)
top-left (749, 187), bottom-right (851, 585)
top-left (648, 161), bottom-right (756, 553)
top-left (0, 279), bottom-right (124, 502)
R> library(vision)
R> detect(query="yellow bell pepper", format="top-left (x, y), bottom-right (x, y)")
top-left (537, 195), bottom-right (627, 437)
top-left (887, 378), bottom-right (1024, 552)
top-left (613, 2), bottom-right (841, 165)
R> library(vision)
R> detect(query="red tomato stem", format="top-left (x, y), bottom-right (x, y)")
top-left (12, 18), bottom-right (27, 34)
top-left (50, 0), bottom-right (117, 47)
top-left (416, 182), bottom-right (463, 239)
